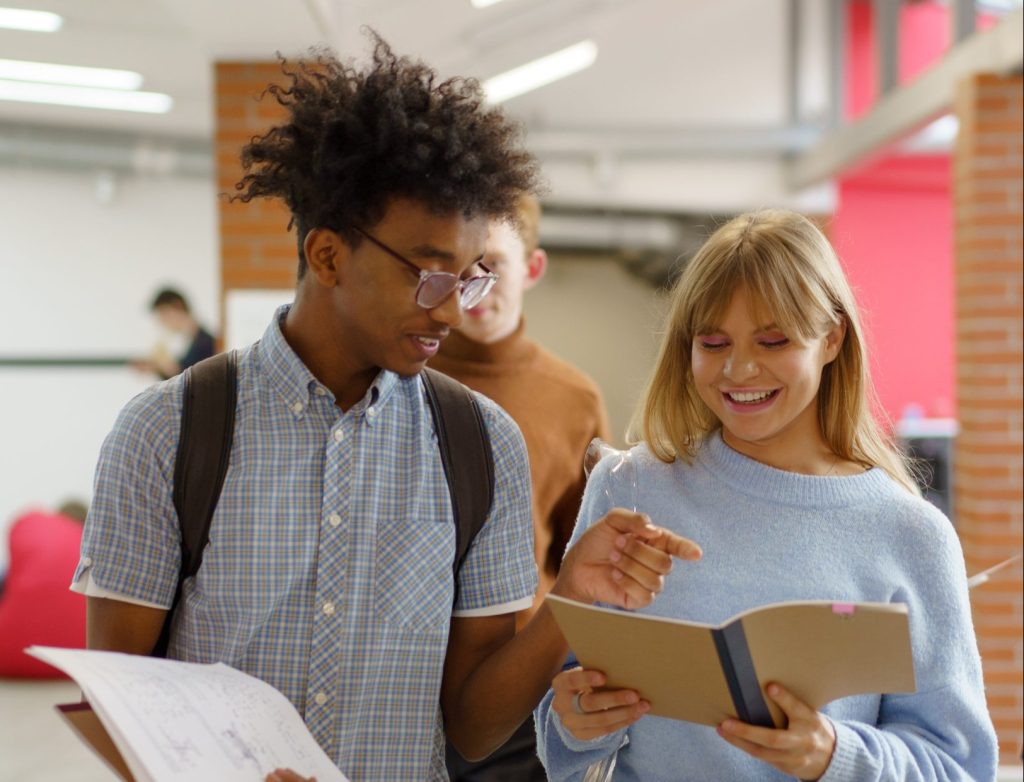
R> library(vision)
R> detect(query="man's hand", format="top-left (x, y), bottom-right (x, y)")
top-left (551, 666), bottom-right (649, 741)
top-left (716, 683), bottom-right (836, 781)
top-left (552, 509), bottom-right (701, 610)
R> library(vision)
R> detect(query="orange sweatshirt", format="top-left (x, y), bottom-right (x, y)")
top-left (429, 321), bottom-right (611, 626)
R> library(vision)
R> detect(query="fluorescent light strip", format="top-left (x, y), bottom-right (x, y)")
top-left (0, 80), bottom-right (173, 113)
top-left (484, 40), bottom-right (597, 103)
top-left (471, 0), bottom-right (507, 7)
top-left (0, 58), bottom-right (143, 90)
top-left (0, 7), bottom-right (62, 32)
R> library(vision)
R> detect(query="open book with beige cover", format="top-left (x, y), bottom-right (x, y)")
top-left (545, 595), bottom-right (916, 728)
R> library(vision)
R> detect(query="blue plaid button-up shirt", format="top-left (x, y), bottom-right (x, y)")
top-left (73, 307), bottom-right (537, 781)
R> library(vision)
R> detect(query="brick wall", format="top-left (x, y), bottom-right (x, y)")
top-left (953, 72), bottom-right (1024, 765)
top-left (215, 61), bottom-right (297, 325)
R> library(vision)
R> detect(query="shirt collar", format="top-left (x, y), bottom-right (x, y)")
top-left (256, 304), bottom-right (401, 421)
top-left (256, 305), bottom-right (320, 415)
top-left (348, 368), bottom-right (399, 423)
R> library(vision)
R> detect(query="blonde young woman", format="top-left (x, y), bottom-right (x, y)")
top-left (535, 210), bottom-right (997, 781)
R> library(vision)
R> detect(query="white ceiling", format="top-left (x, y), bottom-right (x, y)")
top-left (7, 0), bottom-right (1004, 217)
top-left (0, 0), bottom-right (830, 135)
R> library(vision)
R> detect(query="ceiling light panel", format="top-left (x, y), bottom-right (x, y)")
top-left (0, 6), bottom-right (62, 32)
top-left (0, 81), bottom-right (173, 113)
top-left (0, 58), bottom-right (143, 90)
top-left (484, 40), bottom-right (598, 104)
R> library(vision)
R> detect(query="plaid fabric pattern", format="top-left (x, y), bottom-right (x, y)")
top-left (74, 307), bottom-right (537, 781)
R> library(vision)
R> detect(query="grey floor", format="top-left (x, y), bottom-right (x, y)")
top-left (0, 678), bottom-right (115, 782)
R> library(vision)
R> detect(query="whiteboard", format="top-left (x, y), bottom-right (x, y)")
top-left (224, 288), bottom-right (294, 350)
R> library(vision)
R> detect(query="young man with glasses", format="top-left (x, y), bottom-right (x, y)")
top-left (72, 35), bottom-right (700, 782)
top-left (430, 195), bottom-right (612, 782)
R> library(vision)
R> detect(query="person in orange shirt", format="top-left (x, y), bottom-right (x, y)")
top-left (430, 195), bottom-right (611, 781)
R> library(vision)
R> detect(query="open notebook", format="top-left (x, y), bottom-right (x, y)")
top-left (26, 646), bottom-right (348, 782)
top-left (545, 595), bottom-right (916, 728)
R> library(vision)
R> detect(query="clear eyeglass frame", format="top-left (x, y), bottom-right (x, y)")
top-left (353, 227), bottom-right (498, 310)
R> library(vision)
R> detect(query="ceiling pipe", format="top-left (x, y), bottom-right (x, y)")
top-left (0, 123), bottom-right (212, 177)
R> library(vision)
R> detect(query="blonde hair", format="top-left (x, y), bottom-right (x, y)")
top-left (629, 209), bottom-right (918, 494)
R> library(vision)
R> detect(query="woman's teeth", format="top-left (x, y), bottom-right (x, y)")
top-left (728, 390), bottom-right (774, 403)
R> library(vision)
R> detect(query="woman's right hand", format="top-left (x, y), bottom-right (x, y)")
top-left (551, 666), bottom-right (649, 740)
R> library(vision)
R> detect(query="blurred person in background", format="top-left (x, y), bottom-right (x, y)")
top-left (133, 287), bottom-right (215, 379)
top-left (0, 500), bottom-right (88, 678)
top-left (431, 195), bottom-right (611, 782)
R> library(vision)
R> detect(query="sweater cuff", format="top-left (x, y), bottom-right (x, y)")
top-left (552, 709), bottom-right (626, 755)
top-left (816, 720), bottom-right (864, 782)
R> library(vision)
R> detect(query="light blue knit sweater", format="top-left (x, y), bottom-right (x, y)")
top-left (536, 432), bottom-right (998, 781)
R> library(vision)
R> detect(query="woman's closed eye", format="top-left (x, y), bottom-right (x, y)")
top-left (697, 337), bottom-right (729, 351)
top-left (759, 337), bottom-right (790, 349)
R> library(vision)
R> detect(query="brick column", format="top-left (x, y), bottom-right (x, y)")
top-left (215, 62), bottom-right (297, 321)
top-left (953, 72), bottom-right (1023, 765)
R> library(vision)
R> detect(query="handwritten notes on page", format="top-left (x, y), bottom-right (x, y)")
top-left (27, 646), bottom-right (348, 782)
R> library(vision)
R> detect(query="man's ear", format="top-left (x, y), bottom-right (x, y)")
top-left (303, 229), bottom-right (348, 287)
top-left (523, 249), bottom-right (548, 292)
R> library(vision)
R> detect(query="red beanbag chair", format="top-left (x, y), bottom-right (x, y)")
top-left (0, 510), bottom-right (86, 677)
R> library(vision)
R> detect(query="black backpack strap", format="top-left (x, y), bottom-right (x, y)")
top-left (421, 368), bottom-right (495, 601)
top-left (152, 350), bottom-right (237, 657)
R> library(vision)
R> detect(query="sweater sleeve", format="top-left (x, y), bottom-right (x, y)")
top-left (535, 675), bottom-right (629, 782)
top-left (535, 456), bottom-right (633, 781)
top-left (819, 503), bottom-right (998, 782)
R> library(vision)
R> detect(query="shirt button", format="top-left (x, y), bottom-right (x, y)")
top-left (366, 406), bottom-right (377, 419)
top-left (314, 387), bottom-right (327, 396)
top-left (82, 556), bottom-right (92, 567)
top-left (291, 402), bottom-right (304, 414)
top-left (327, 513), bottom-right (341, 527)
top-left (314, 692), bottom-right (328, 706)
top-left (333, 429), bottom-right (344, 443)
top-left (322, 601), bottom-right (335, 616)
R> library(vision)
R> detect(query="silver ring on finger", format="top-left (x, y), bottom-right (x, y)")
top-left (572, 691), bottom-right (587, 715)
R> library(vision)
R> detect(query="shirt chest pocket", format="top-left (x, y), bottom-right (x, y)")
top-left (373, 515), bottom-right (455, 636)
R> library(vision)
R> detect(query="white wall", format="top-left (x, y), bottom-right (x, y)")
top-left (0, 167), bottom-right (219, 569)
top-left (0, 166), bottom-right (669, 572)
top-left (524, 256), bottom-right (667, 446)
top-left (0, 168), bottom-right (219, 354)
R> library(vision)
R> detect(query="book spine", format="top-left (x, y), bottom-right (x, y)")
top-left (711, 622), bottom-right (773, 728)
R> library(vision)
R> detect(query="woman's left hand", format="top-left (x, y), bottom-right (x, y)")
top-left (716, 683), bottom-right (836, 781)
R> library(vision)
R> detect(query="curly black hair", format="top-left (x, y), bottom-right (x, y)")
top-left (231, 31), bottom-right (541, 277)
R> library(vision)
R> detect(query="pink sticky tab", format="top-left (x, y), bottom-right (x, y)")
top-left (832, 603), bottom-right (856, 615)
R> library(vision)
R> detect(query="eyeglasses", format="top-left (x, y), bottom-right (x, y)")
top-left (353, 227), bottom-right (499, 310)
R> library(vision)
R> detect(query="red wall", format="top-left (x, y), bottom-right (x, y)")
top-left (831, 1), bottom-right (981, 423)
top-left (846, 0), bottom-right (952, 120)
top-left (832, 156), bottom-right (955, 422)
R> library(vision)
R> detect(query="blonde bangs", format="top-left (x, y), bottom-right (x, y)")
top-left (682, 228), bottom-right (836, 343)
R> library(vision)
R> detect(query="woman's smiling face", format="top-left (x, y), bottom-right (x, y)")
top-left (691, 286), bottom-right (843, 470)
